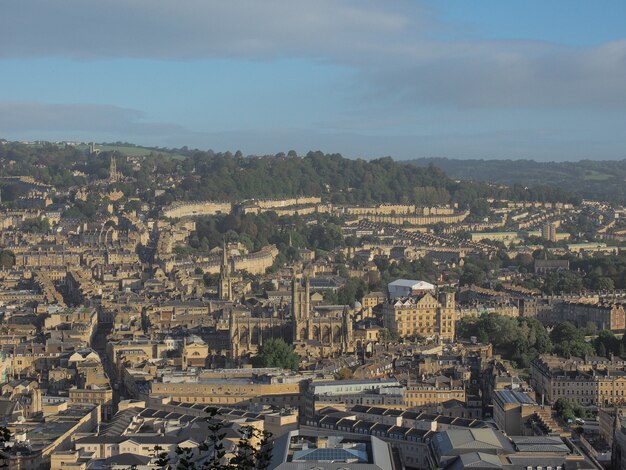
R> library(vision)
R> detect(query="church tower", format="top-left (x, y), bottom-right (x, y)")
top-left (291, 274), bottom-right (310, 341)
top-left (109, 155), bottom-right (119, 182)
top-left (218, 240), bottom-right (234, 301)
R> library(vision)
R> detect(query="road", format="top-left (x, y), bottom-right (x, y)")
top-left (91, 321), bottom-right (121, 409)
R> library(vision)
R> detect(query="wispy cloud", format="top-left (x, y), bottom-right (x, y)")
top-left (0, 101), bottom-right (188, 136)
top-left (0, 0), bottom-right (412, 60)
top-left (2, 1), bottom-right (625, 110)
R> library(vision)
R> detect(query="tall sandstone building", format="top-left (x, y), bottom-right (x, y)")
top-left (382, 290), bottom-right (456, 341)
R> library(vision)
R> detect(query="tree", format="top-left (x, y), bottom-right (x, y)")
top-left (252, 338), bottom-right (299, 370)
top-left (516, 253), bottom-right (535, 269)
top-left (150, 445), bottom-right (170, 468)
top-left (337, 277), bottom-right (368, 305)
top-left (203, 273), bottom-right (220, 287)
top-left (150, 408), bottom-right (272, 469)
top-left (379, 328), bottom-right (400, 342)
top-left (554, 398), bottom-right (575, 422)
top-left (335, 368), bottom-right (354, 380)
top-left (583, 321), bottom-right (597, 336)
top-left (595, 330), bottom-right (621, 357)
top-left (550, 322), bottom-right (595, 358)
top-left (620, 328), bottom-right (626, 353)
top-left (0, 250), bottom-right (15, 269)
top-left (468, 198), bottom-right (490, 220)
top-left (593, 277), bottom-right (615, 291)
top-left (542, 271), bottom-right (583, 295)
top-left (227, 425), bottom-right (273, 470)
top-left (322, 290), bottom-right (339, 304)
top-left (21, 217), bottom-right (50, 233)
top-left (457, 314), bottom-right (552, 368)
top-left (459, 263), bottom-right (487, 287)
top-left (0, 426), bottom-right (11, 468)
top-left (124, 199), bottom-right (142, 213)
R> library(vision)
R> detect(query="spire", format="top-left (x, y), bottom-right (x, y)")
top-left (247, 316), bottom-right (252, 349)
top-left (222, 238), bottom-right (229, 275)
top-left (218, 237), bottom-right (233, 301)
top-left (342, 306), bottom-right (349, 350)
top-left (328, 314), bottom-right (333, 346)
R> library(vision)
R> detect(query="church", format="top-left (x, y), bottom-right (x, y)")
top-left (224, 251), bottom-right (355, 362)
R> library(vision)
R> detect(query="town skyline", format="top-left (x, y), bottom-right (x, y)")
top-left (0, 137), bottom-right (624, 468)
top-left (2, 2), bottom-right (626, 468)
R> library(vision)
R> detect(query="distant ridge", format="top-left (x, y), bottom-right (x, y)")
top-left (408, 157), bottom-right (626, 204)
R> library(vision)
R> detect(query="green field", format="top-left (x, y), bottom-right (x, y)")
top-left (77, 143), bottom-right (186, 159)
top-left (582, 170), bottom-right (612, 181)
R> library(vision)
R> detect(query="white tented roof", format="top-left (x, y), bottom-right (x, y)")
top-left (388, 279), bottom-right (435, 290)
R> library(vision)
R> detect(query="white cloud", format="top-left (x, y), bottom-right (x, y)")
top-left (2, 1), bottom-right (625, 110)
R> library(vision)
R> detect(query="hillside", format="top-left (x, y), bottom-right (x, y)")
top-left (0, 141), bottom-right (579, 207)
top-left (409, 158), bottom-right (626, 203)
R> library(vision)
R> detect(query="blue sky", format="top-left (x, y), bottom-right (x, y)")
top-left (1, 0), bottom-right (625, 161)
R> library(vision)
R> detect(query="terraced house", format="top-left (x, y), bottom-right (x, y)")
top-left (531, 354), bottom-right (626, 407)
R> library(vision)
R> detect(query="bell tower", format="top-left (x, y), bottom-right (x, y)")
top-left (109, 155), bottom-right (119, 182)
top-left (291, 274), bottom-right (310, 341)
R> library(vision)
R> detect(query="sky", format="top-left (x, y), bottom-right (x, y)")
top-left (1, 1), bottom-right (625, 161)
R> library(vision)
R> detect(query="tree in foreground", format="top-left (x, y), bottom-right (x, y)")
top-left (0, 426), bottom-right (12, 468)
top-left (146, 408), bottom-right (272, 469)
top-left (252, 338), bottom-right (300, 370)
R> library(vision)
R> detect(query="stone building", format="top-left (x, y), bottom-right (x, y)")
top-left (291, 276), bottom-right (354, 358)
top-left (530, 354), bottom-right (626, 407)
top-left (382, 291), bottom-right (456, 341)
top-left (228, 276), bottom-right (354, 361)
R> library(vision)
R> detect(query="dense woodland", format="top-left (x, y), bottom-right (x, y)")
top-left (0, 142), bottom-right (579, 210)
